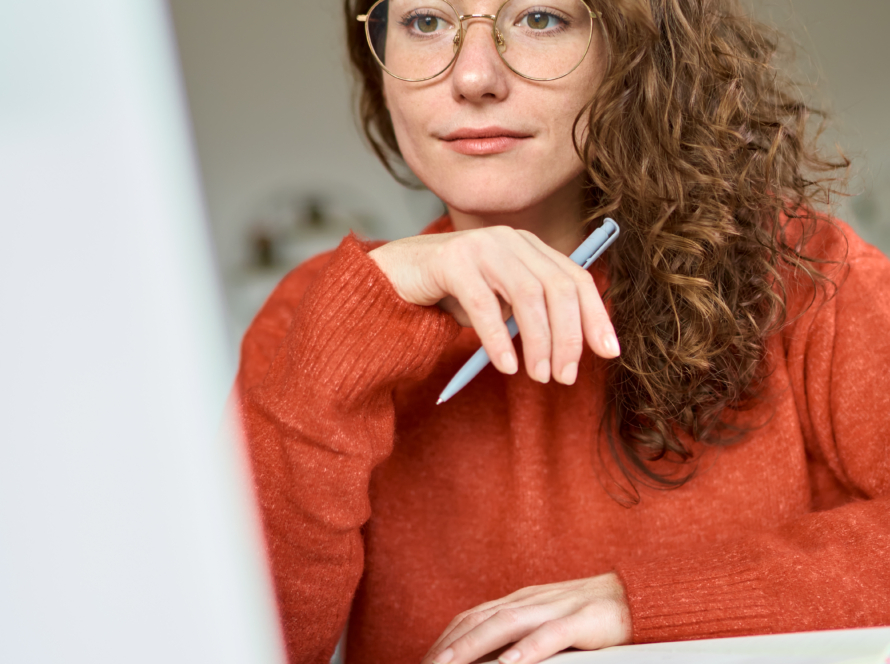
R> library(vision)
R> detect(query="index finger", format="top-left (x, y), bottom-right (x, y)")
top-left (518, 231), bottom-right (620, 359)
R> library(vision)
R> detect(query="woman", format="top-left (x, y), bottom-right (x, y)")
top-left (234, 0), bottom-right (890, 662)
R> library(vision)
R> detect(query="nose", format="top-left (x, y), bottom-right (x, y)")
top-left (450, 19), bottom-right (510, 102)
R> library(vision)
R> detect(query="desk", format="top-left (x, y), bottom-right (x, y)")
top-left (478, 627), bottom-right (890, 664)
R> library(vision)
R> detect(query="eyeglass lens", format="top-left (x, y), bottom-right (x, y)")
top-left (365, 0), bottom-right (596, 81)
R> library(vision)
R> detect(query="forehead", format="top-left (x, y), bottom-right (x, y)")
top-left (383, 0), bottom-right (509, 14)
top-left (383, 0), bottom-right (594, 16)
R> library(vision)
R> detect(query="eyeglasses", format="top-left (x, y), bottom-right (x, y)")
top-left (357, 0), bottom-right (602, 82)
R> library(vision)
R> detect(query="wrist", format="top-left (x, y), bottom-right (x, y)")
top-left (597, 572), bottom-right (633, 646)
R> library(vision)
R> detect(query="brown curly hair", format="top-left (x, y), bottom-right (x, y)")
top-left (343, 0), bottom-right (849, 501)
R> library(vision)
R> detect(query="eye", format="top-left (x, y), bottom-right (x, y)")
top-left (401, 11), bottom-right (451, 35)
top-left (415, 15), bottom-right (440, 33)
top-left (516, 9), bottom-right (567, 32)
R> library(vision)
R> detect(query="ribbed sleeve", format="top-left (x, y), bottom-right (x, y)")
top-left (237, 232), bottom-right (461, 663)
top-left (616, 553), bottom-right (772, 641)
top-left (260, 233), bottom-right (458, 409)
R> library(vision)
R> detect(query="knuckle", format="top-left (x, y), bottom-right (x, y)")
top-left (561, 331), bottom-right (585, 352)
top-left (524, 319), bottom-right (552, 344)
top-left (550, 275), bottom-right (577, 301)
top-left (515, 228), bottom-right (536, 241)
top-left (520, 635), bottom-right (547, 655)
top-left (465, 291), bottom-right (492, 313)
top-left (496, 607), bottom-right (523, 626)
top-left (464, 611), bottom-right (488, 628)
top-left (480, 225), bottom-right (510, 245)
top-left (458, 630), bottom-right (485, 652)
top-left (490, 224), bottom-right (515, 237)
top-left (521, 621), bottom-right (570, 654)
top-left (516, 278), bottom-right (544, 302)
top-left (543, 618), bottom-right (571, 640)
top-left (453, 609), bottom-right (472, 624)
top-left (574, 268), bottom-right (595, 286)
top-left (449, 235), bottom-right (479, 259)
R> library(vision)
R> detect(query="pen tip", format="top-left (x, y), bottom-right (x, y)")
top-left (436, 398), bottom-right (443, 406)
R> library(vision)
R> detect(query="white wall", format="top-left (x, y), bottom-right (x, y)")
top-left (744, 0), bottom-right (890, 249)
top-left (168, 0), bottom-right (444, 273)
top-left (168, 0), bottom-right (890, 338)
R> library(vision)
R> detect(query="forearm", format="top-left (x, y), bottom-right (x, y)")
top-left (615, 494), bottom-right (890, 643)
top-left (238, 233), bottom-right (461, 661)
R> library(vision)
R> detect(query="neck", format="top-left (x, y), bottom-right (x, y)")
top-left (446, 175), bottom-right (587, 256)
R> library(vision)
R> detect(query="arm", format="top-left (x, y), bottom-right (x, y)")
top-left (240, 223), bottom-right (624, 663)
top-left (615, 244), bottom-right (890, 642)
top-left (235, 233), bottom-right (461, 663)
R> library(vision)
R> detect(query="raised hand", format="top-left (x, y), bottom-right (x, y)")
top-left (368, 226), bottom-right (620, 386)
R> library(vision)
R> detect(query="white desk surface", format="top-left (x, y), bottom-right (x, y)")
top-left (479, 627), bottom-right (890, 664)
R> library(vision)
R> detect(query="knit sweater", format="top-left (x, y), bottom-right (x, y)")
top-left (235, 215), bottom-right (890, 664)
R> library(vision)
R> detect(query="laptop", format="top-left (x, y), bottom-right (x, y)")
top-left (0, 2), bottom-right (285, 661)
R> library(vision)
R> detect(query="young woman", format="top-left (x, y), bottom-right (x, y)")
top-left (234, 0), bottom-right (890, 662)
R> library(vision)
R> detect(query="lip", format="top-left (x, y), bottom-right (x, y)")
top-left (440, 126), bottom-right (532, 156)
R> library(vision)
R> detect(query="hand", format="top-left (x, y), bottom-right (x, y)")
top-left (367, 226), bottom-right (620, 386)
top-left (420, 572), bottom-right (632, 664)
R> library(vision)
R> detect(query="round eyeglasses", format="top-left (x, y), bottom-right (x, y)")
top-left (357, 0), bottom-right (602, 82)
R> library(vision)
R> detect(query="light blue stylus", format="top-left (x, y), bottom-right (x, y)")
top-left (436, 218), bottom-right (620, 405)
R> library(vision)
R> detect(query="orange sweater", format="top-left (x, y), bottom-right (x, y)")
top-left (236, 216), bottom-right (890, 664)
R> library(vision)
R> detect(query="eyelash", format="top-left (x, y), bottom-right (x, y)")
top-left (398, 10), bottom-right (449, 35)
top-left (396, 6), bottom-right (573, 37)
top-left (516, 7), bottom-right (573, 34)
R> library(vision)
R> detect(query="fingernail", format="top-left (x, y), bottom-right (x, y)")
top-left (560, 361), bottom-right (578, 385)
top-left (500, 352), bottom-right (518, 375)
top-left (534, 358), bottom-right (550, 383)
top-left (433, 648), bottom-right (454, 664)
top-left (602, 331), bottom-right (621, 357)
top-left (499, 649), bottom-right (521, 664)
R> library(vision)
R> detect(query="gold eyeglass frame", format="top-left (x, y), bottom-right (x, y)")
top-left (357, 0), bottom-right (603, 82)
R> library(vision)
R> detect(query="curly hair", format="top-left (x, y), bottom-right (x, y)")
top-left (343, 0), bottom-right (849, 501)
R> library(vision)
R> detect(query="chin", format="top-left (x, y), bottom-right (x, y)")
top-left (444, 195), bottom-right (534, 217)
top-left (406, 146), bottom-right (585, 219)
top-left (427, 177), bottom-right (559, 218)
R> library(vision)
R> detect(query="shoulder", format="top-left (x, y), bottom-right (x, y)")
top-left (780, 212), bottom-right (890, 343)
top-left (781, 211), bottom-right (879, 264)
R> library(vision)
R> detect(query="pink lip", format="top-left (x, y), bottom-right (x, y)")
top-left (440, 126), bottom-right (532, 156)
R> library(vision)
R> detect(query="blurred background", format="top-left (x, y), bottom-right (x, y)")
top-left (167, 0), bottom-right (890, 351)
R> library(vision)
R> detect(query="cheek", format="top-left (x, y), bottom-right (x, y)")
top-left (383, 80), bottom-right (431, 161)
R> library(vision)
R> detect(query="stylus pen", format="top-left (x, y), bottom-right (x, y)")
top-left (436, 218), bottom-right (620, 405)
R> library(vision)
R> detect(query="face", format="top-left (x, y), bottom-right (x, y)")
top-left (380, 0), bottom-right (608, 219)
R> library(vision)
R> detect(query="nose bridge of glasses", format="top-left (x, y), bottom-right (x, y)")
top-left (454, 13), bottom-right (507, 56)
